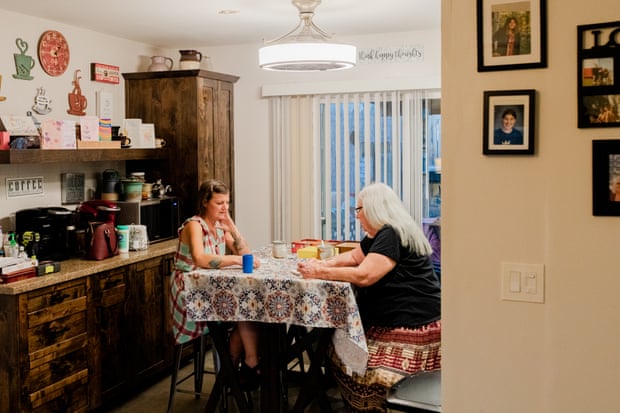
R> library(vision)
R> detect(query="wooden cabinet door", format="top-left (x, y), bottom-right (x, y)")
top-left (125, 256), bottom-right (167, 381)
top-left (90, 267), bottom-right (128, 406)
top-left (23, 279), bottom-right (89, 412)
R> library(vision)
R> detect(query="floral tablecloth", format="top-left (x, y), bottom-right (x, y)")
top-left (183, 248), bottom-right (368, 375)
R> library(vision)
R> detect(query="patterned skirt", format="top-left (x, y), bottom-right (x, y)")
top-left (170, 270), bottom-right (209, 345)
top-left (329, 320), bottom-right (441, 413)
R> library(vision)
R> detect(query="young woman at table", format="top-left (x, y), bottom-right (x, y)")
top-left (170, 179), bottom-right (261, 389)
top-left (297, 182), bottom-right (441, 413)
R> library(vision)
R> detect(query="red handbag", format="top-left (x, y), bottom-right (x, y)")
top-left (86, 221), bottom-right (119, 260)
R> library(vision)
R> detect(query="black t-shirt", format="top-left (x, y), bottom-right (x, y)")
top-left (357, 225), bottom-right (441, 329)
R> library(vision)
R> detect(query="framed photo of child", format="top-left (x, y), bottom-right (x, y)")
top-left (483, 89), bottom-right (536, 155)
top-left (477, 0), bottom-right (547, 72)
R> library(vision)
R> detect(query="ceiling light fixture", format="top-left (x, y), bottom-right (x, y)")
top-left (258, 0), bottom-right (357, 72)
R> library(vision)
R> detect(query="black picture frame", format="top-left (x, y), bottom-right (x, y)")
top-left (477, 0), bottom-right (547, 72)
top-left (577, 21), bottom-right (620, 128)
top-left (483, 89), bottom-right (536, 155)
top-left (592, 140), bottom-right (620, 216)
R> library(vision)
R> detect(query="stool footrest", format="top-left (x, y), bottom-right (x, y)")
top-left (385, 370), bottom-right (441, 413)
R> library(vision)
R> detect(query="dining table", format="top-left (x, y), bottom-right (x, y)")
top-left (182, 246), bottom-right (368, 412)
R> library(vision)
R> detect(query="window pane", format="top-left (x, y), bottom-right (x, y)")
top-left (319, 93), bottom-right (441, 241)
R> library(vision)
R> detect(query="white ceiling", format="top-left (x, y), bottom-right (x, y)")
top-left (0, 0), bottom-right (440, 48)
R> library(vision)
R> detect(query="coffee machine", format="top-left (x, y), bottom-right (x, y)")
top-left (15, 207), bottom-right (75, 261)
top-left (76, 200), bottom-right (120, 228)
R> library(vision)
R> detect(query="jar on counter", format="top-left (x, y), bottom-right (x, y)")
top-left (129, 172), bottom-right (145, 182)
top-left (272, 240), bottom-right (287, 259)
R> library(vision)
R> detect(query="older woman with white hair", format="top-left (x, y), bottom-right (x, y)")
top-left (298, 182), bottom-right (441, 412)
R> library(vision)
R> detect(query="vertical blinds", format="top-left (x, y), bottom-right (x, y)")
top-left (316, 91), bottom-right (432, 240)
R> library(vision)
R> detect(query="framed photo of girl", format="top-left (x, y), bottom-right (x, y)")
top-left (592, 139), bottom-right (620, 216)
top-left (476, 0), bottom-right (547, 72)
top-left (483, 89), bottom-right (536, 155)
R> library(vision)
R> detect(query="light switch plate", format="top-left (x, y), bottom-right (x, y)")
top-left (501, 262), bottom-right (545, 303)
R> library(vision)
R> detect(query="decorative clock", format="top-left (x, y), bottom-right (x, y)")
top-left (38, 30), bottom-right (70, 76)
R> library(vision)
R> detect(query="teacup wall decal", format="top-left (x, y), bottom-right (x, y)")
top-left (13, 38), bottom-right (35, 80)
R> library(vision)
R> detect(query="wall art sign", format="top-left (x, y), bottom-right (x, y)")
top-left (358, 46), bottom-right (424, 63)
top-left (577, 21), bottom-right (620, 128)
top-left (477, 0), bottom-right (547, 72)
top-left (592, 139), bottom-right (620, 216)
top-left (6, 177), bottom-right (44, 198)
top-left (483, 89), bottom-right (536, 155)
top-left (90, 62), bottom-right (120, 84)
top-left (12, 38), bottom-right (35, 80)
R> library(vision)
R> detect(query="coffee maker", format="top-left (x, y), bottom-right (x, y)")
top-left (15, 207), bottom-right (75, 261)
top-left (76, 200), bottom-right (120, 228)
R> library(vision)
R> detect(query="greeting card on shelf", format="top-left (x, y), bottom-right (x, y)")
top-left (121, 118), bottom-right (141, 144)
top-left (41, 119), bottom-right (76, 149)
top-left (137, 123), bottom-right (156, 148)
top-left (97, 91), bottom-right (113, 119)
top-left (99, 118), bottom-right (112, 141)
top-left (79, 116), bottom-right (99, 141)
top-left (0, 115), bottom-right (38, 136)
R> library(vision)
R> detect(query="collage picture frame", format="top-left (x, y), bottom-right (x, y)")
top-left (577, 21), bottom-right (620, 128)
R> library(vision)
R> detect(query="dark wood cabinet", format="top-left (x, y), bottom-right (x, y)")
top-left (123, 69), bottom-right (239, 219)
top-left (90, 267), bottom-right (128, 405)
top-left (21, 278), bottom-right (89, 412)
top-left (0, 251), bottom-right (175, 413)
top-left (125, 256), bottom-right (168, 382)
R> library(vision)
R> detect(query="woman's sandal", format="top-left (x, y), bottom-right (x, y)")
top-left (239, 362), bottom-right (260, 391)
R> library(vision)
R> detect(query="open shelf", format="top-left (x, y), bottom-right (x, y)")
top-left (0, 148), bottom-right (168, 164)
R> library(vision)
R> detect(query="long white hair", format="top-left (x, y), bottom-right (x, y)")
top-left (358, 183), bottom-right (432, 256)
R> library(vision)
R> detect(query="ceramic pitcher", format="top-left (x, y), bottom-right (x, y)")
top-left (148, 56), bottom-right (173, 72)
top-left (179, 50), bottom-right (202, 69)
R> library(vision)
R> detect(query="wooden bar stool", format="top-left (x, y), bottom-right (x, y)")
top-left (385, 369), bottom-right (441, 413)
top-left (166, 333), bottom-right (220, 413)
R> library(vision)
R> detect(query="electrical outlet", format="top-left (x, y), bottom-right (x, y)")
top-left (6, 176), bottom-right (44, 197)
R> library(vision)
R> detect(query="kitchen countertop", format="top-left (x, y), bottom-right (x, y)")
top-left (0, 239), bottom-right (177, 295)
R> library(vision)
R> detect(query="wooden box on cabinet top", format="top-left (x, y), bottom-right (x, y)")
top-left (123, 69), bottom-right (239, 219)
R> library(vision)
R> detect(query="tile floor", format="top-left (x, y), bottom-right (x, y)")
top-left (99, 347), bottom-right (346, 413)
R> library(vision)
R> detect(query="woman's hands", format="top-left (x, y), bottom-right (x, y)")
top-left (217, 211), bottom-right (249, 254)
top-left (297, 258), bottom-right (326, 279)
top-left (215, 210), bottom-right (237, 235)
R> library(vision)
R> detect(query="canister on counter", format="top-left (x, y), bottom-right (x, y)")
top-left (117, 225), bottom-right (129, 253)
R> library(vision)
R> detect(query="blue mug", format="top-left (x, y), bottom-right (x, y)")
top-left (242, 254), bottom-right (253, 273)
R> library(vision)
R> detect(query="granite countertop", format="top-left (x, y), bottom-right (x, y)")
top-left (0, 239), bottom-right (177, 295)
